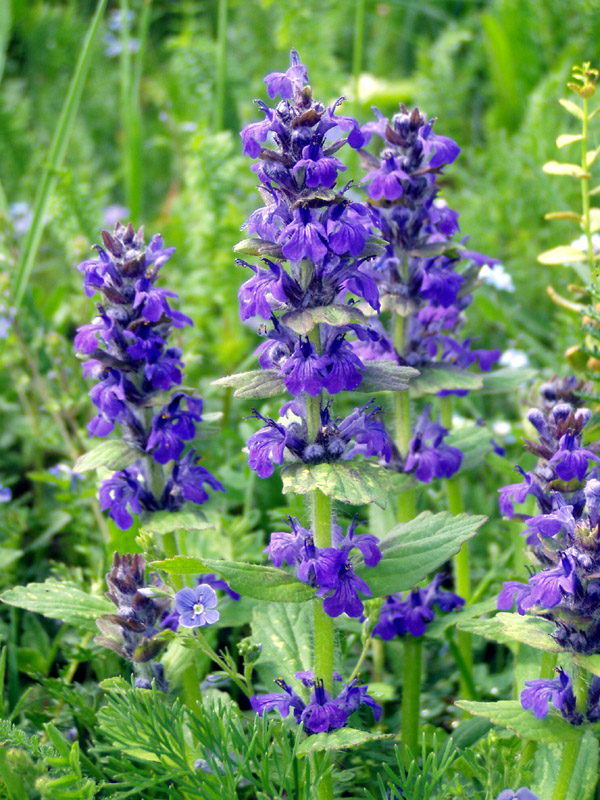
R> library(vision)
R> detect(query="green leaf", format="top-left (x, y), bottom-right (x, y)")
top-left (446, 425), bottom-right (493, 472)
top-left (297, 728), bottom-right (395, 756)
top-left (233, 237), bottom-right (283, 258)
top-left (542, 160), bottom-right (590, 178)
top-left (589, 208), bottom-right (600, 233)
top-left (424, 597), bottom-right (498, 639)
top-left (495, 613), bottom-right (560, 652)
top-left (537, 245), bottom-right (588, 265)
top-left (0, 548), bottom-right (23, 570)
top-left (1, 580), bottom-right (113, 631)
top-left (409, 365), bottom-right (483, 398)
top-left (480, 366), bottom-right (538, 394)
top-left (355, 362), bottom-right (419, 393)
top-left (455, 700), bottom-right (582, 742)
top-left (457, 615), bottom-right (513, 645)
top-left (544, 210), bottom-right (583, 222)
top-left (556, 133), bottom-right (584, 147)
top-left (281, 304), bottom-right (367, 335)
top-left (150, 556), bottom-right (315, 602)
top-left (212, 369), bottom-right (285, 399)
top-left (559, 98), bottom-right (584, 119)
top-left (139, 507), bottom-right (213, 535)
top-left (355, 511), bottom-right (486, 597)
top-left (281, 460), bottom-right (392, 509)
top-left (251, 602), bottom-right (313, 686)
top-left (74, 439), bottom-right (140, 472)
top-left (533, 733), bottom-right (598, 800)
top-left (573, 653), bottom-right (600, 676)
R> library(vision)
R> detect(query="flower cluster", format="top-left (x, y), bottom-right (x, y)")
top-left (247, 399), bottom-right (391, 479)
top-left (265, 515), bottom-right (380, 618)
top-left (372, 573), bottom-right (464, 639)
top-left (95, 552), bottom-right (170, 689)
top-left (250, 670), bottom-right (381, 734)
top-left (402, 405), bottom-right (463, 482)
top-left (520, 667), bottom-right (600, 725)
top-left (238, 51), bottom-right (394, 477)
top-left (496, 384), bottom-right (600, 654)
top-left (75, 222), bottom-right (223, 529)
top-left (355, 104), bottom-right (500, 381)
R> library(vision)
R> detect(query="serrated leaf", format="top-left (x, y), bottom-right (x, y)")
top-left (457, 615), bottom-right (513, 644)
top-left (409, 365), bottom-right (482, 398)
top-left (479, 366), bottom-right (538, 394)
top-left (297, 728), bottom-right (395, 756)
top-left (281, 304), bottom-right (367, 335)
top-left (456, 700), bottom-right (582, 742)
top-left (355, 362), bottom-right (419, 393)
top-left (557, 133), bottom-right (584, 147)
top-left (537, 245), bottom-right (587, 264)
top-left (139, 507), bottom-right (213, 536)
top-left (281, 460), bottom-right (392, 509)
top-left (533, 732), bottom-right (598, 800)
top-left (150, 556), bottom-right (315, 602)
top-left (354, 511), bottom-right (486, 597)
top-left (446, 425), bottom-right (493, 472)
top-left (559, 98), bottom-right (584, 120)
top-left (233, 238), bottom-right (283, 258)
top-left (212, 369), bottom-right (285, 399)
top-left (74, 440), bottom-right (140, 473)
top-left (542, 161), bottom-right (591, 178)
top-left (544, 211), bottom-right (583, 222)
top-left (98, 676), bottom-right (132, 693)
top-left (251, 602), bottom-right (313, 687)
top-left (1, 580), bottom-right (113, 631)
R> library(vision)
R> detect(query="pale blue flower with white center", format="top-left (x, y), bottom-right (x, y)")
top-left (174, 584), bottom-right (219, 628)
top-left (500, 348), bottom-right (529, 369)
top-left (0, 483), bottom-right (11, 502)
top-left (479, 263), bottom-right (515, 292)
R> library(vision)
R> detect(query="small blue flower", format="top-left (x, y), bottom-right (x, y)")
top-left (496, 790), bottom-right (539, 800)
top-left (521, 668), bottom-right (580, 724)
top-left (174, 584), bottom-right (219, 628)
top-left (0, 483), bottom-right (12, 503)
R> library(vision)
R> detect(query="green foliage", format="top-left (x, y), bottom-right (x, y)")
top-left (1, 580), bottom-right (113, 632)
top-left (364, 737), bottom-right (456, 800)
top-left (250, 601), bottom-right (313, 686)
top-left (456, 700), bottom-right (583, 743)
top-left (281, 460), bottom-right (392, 508)
top-left (532, 732), bottom-right (598, 800)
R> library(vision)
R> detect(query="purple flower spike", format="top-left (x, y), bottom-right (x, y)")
top-left (174, 584), bottom-right (219, 628)
top-left (521, 668), bottom-right (580, 724)
top-left (301, 679), bottom-right (348, 733)
top-left (264, 50), bottom-right (308, 100)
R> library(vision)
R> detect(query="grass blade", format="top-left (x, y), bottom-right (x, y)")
top-left (11, 0), bottom-right (109, 311)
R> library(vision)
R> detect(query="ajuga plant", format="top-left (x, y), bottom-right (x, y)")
top-left (207, 50), bottom-right (487, 800)
top-left (354, 103), bottom-right (501, 749)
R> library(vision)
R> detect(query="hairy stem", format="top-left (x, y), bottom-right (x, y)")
top-left (401, 636), bottom-right (422, 763)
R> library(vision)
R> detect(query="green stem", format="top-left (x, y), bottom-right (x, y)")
top-left (11, 0), bottom-right (109, 311)
top-left (581, 94), bottom-right (594, 284)
top-left (444, 630), bottom-right (479, 700)
top-left (392, 313), bottom-right (416, 521)
top-left (401, 636), bottom-right (422, 762)
top-left (313, 490), bottom-right (334, 692)
top-left (551, 738), bottom-right (581, 800)
top-left (214, 0), bottom-right (227, 130)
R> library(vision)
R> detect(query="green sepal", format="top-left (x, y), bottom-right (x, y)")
top-left (1, 580), bottom-right (113, 631)
top-left (355, 362), bottom-right (419, 393)
top-left (354, 511), bottom-right (486, 597)
top-left (296, 728), bottom-right (395, 756)
top-left (281, 460), bottom-right (392, 509)
top-left (408, 365), bottom-right (483, 398)
top-left (149, 556), bottom-right (315, 602)
top-left (455, 700), bottom-right (583, 743)
top-left (480, 366), bottom-right (538, 394)
top-left (139, 506), bottom-right (213, 536)
top-left (233, 237), bottom-right (283, 258)
top-left (212, 369), bottom-right (285, 398)
top-left (281, 303), bottom-right (367, 335)
top-left (74, 439), bottom-right (141, 473)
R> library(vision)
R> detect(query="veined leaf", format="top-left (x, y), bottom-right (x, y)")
top-left (556, 133), bottom-right (584, 147)
top-left (537, 246), bottom-right (587, 265)
top-left (559, 98), bottom-right (584, 120)
top-left (251, 602), bottom-right (313, 686)
top-left (297, 728), bottom-right (395, 756)
top-left (150, 556), bottom-right (315, 602)
top-left (212, 369), bottom-right (285, 399)
top-left (446, 425), bottom-right (493, 472)
top-left (1, 580), bottom-right (113, 631)
top-left (281, 304), bottom-right (367, 335)
top-left (74, 439), bottom-right (140, 473)
top-left (480, 366), bottom-right (538, 394)
top-left (281, 460), bottom-right (392, 509)
top-left (354, 511), bottom-right (486, 596)
top-left (542, 161), bottom-right (591, 179)
top-left (355, 362), bottom-right (419, 393)
top-left (456, 700), bottom-right (582, 743)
